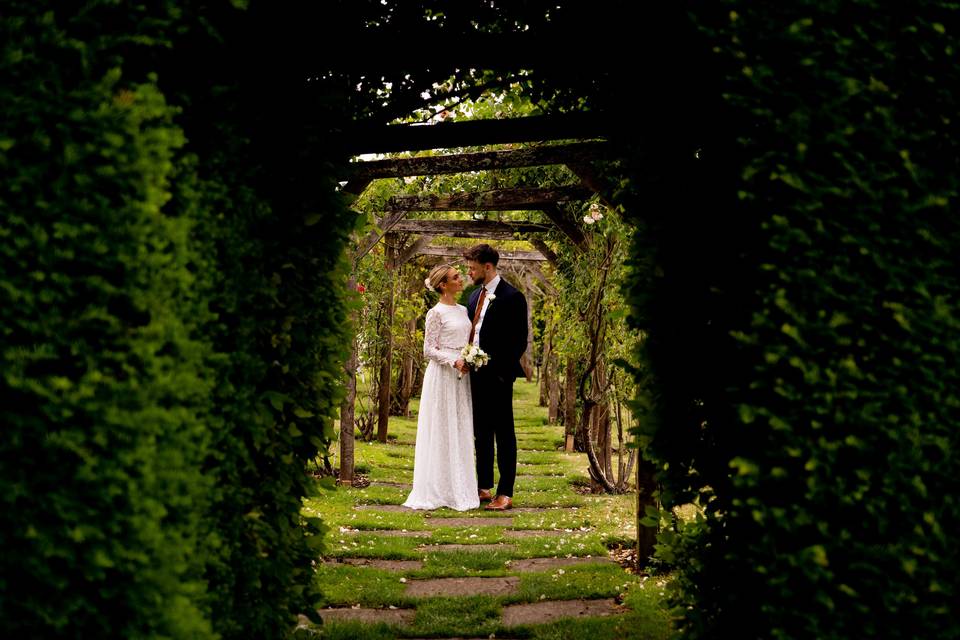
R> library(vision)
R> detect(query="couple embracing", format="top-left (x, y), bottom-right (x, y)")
top-left (402, 244), bottom-right (527, 512)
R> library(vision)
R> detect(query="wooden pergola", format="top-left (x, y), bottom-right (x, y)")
top-left (338, 113), bottom-right (612, 485)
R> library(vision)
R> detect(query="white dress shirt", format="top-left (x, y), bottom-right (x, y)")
top-left (472, 274), bottom-right (500, 346)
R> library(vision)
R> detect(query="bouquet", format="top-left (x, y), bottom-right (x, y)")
top-left (458, 344), bottom-right (490, 379)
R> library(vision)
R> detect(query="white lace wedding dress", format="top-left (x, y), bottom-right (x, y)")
top-left (402, 302), bottom-right (480, 511)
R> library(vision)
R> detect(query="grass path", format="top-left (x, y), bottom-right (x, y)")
top-left (297, 380), bottom-right (673, 639)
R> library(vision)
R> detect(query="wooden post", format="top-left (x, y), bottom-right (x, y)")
top-left (636, 454), bottom-right (659, 567)
top-left (376, 234), bottom-right (396, 443)
top-left (338, 274), bottom-right (359, 486)
top-left (564, 357), bottom-right (577, 452)
top-left (396, 315), bottom-right (416, 417)
top-left (523, 283), bottom-right (535, 382)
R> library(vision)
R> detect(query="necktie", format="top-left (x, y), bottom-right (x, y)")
top-left (468, 288), bottom-right (487, 344)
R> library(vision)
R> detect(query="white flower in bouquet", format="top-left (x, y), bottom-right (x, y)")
top-left (458, 344), bottom-right (490, 379)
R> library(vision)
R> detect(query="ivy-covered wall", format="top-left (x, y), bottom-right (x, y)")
top-left (623, 4), bottom-right (960, 638)
top-left (1, 3), bottom-right (355, 637)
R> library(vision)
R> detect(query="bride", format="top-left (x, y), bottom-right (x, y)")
top-left (402, 264), bottom-right (480, 511)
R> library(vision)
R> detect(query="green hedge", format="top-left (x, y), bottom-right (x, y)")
top-left (0, 6), bottom-right (214, 637)
top-left (1, 3), bottom-right (355, 637)
top-left (623, 4), bottom-right (960, 639)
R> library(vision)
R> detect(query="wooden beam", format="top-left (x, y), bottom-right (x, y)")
top-left (566, 163), bottom-right (615, 208)
top-left (417, 246), bottom-right (547, 262)
top-left (387, 186), bottom-right (592, 212)
top-left (539, 204), bottom-right (589, 252)
top-left (343, 113), bottom-right (610, 155)
top-left (419, 255), bottom-right (543, 270)
top-left (528, 238), bottom-right (559, 266)
top-left (340, 177), bottom-right (373, 196)
top-left (528, 264), bottom-right (559, 296)
top-left (344, 142), bottom-right (612, 179)
top-left (389, 219), bottom-right (551, 239)
top-left (396, 235), bottom-right (435, 265)
top-left (353, 209), bottom-right (409, 266)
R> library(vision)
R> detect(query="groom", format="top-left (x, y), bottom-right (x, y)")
top-left (463, 244), bottom-right (528, 511)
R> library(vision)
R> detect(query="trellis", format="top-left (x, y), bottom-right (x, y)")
top-left (338, 114), bottom-right (616, 487)
top-left (336, 112), bottom-right (656, 563)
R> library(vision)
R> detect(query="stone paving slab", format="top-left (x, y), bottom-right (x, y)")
top-left (405, 576), bottom-right (520, 598)
top-left (501, 598), bottom-right (623, 626)
top-left (505, 556), bottom-right (615, 572)
top-left (417, 543), bottom-right (518, 553)
top-left (424, 517), bottom-right (514, 527)
top-left (340, 528), bottom-right (431, 538)
top-left (318, 607), bottom-right (414, 625)
top-left (370, 480), bottom-right (412, 488)
top-left (323, 558), bottom-right (424, 571)
top-left (502, 529), bottom-right (590, 538)
top-left (516, 471), bottom-right (566, 477)
top-left (354, 504), bottom-right (566, 514)
top-left (355, 504), bottom-right (416, 512)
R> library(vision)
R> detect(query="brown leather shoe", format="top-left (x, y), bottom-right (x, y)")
top-left (478, 489), bottom-right (493, 502)
top-left (484, 495), bottom-right (513, 511)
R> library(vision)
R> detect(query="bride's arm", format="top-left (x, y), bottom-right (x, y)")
top-left (423, 308), bottom-right (458, 367)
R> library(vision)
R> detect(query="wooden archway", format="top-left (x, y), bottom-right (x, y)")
top-left (337, 115), bottom-right (611, 486)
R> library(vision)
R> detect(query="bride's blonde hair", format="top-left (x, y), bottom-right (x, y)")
top-left (424, 263), bottom-right (456, 293)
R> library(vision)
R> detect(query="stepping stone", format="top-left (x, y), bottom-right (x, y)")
top-left (370, 480), bottom-right (412, 488)
top-left (501, 598), bottom-right (623, 627)
top-left (506, 556), bottom-right (615, 572)
top-left (517, 471), bottom-right (565, 477)
top-left (354, 504), bottom-right (415, 513)
top-left (425, 517), bottom-right (513, 527)
top-left (318, 607), bottom-right (414, 625)
top-left (503, 529), bottom-right (588, 538)
top-left (340, 528), bottom-right (431, 538)
top-left (405, 576), bottom-right (520, 598)
top-left (323, 558), bottom-right (424, 571)
top-left (418, 543), bottom-right (517, 553)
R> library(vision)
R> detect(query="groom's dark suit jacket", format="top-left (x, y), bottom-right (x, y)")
top-left (466, 278), bottom-right (528, 381)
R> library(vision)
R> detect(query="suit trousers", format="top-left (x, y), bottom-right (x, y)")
top-left (470, 368), bottom-right (517, 497)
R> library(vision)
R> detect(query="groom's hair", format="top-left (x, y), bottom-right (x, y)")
top-left (462, 244), bottom-right (499, 266)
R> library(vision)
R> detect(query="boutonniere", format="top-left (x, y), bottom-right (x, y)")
top-left (486, 293), bottom-right (496, 304)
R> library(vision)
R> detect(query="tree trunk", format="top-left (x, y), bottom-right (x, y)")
top-left (547, 350), bottom-right (560, 425)
top-left (563, 356), bottom-right (577, 452)
top-left (614, 394), bottom-right (637, 491)
top-left (538, 337), bottom-right (550, 407)
top-left (592, 361), bottom-right (613, 481)
top-left (376, 235), bottom-right (396, 443)
top-left (580, 399), bottom-right (617, 493)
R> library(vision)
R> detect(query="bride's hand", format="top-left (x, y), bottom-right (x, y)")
top-left (454, 358), bottom-right (467, 373)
